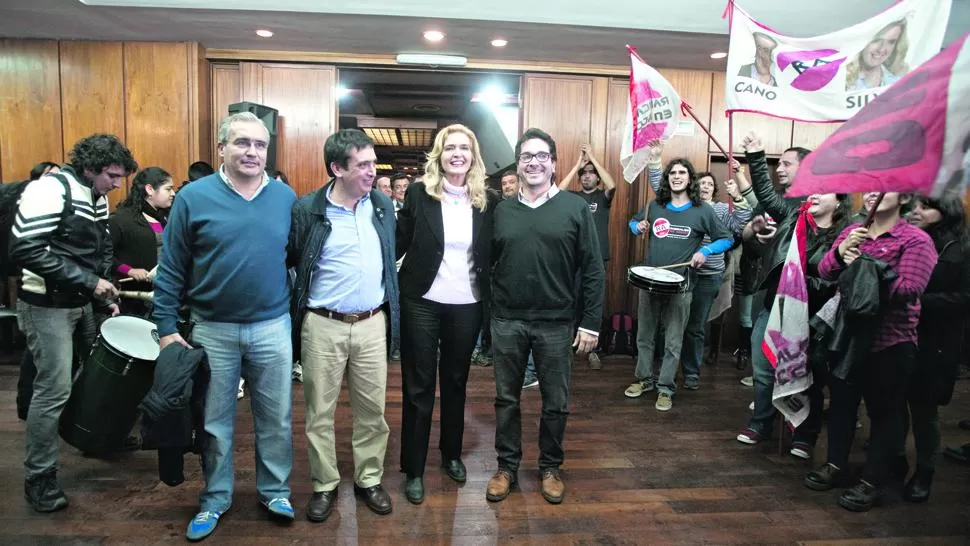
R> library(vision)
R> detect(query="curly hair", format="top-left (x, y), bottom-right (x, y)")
top-left (696, 171), bottom-right (718, 201)
top-left (119, 167), bottom-right (172, 210)
top-left (423, 124), bottom-right (489, 211)
top-left (656, 158), bottom-right (701, 206)
top-left (844, 19), bottom-right (910, 90)
top-left (67, 134), bottom-right (138, 177)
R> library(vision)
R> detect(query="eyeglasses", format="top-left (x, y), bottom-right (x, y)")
top-left (518, 152), bottom-right (553, 163)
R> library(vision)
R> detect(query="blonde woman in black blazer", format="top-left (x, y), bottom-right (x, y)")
top-left (396, 124), bottom-right (499, 504)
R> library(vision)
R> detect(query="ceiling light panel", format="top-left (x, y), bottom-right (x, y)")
top-left (362, 128), bottom-right (400, 147)
top-left (400, 128), bottom-right (434, 148)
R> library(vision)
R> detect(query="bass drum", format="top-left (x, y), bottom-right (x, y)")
top-left (627, 265), bottom-right (688, 295)
top-left (59, 315), bottom-right (159, 453)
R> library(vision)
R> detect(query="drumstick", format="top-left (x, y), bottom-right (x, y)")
top-left (119, 290), bottom-right (154, 302)
top-left (656, 261), bottom-right (693, 270)
top-left (119, 278), bottom-right (134, 283)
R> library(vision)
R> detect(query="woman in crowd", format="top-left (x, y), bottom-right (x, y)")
top-left (901, 194), bottom-right (970, 502)
top-left (396, 124), bottom-right (498, 504)
top-left (735, 133), bottom-right (851, 459)
top-left (108, 167), bottom-right (175, 316)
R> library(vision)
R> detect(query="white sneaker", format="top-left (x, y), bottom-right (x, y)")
top-left (624, 380), bottom-right (654, 398)
top-left (748, 401), bottom-right (755, 411)
top-left (292, 362), bottom-right (303, 383)
top-left (237, 378), bottom-right (245, 400)
top-left (740, 376), bottom-right (754, 387)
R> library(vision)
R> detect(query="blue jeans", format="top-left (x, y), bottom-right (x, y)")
top-left (18, 301), bottom-right (95, 477)
top-left (524, 352), bottom-right (536, 379)
top-left (747, 307), bottom-right (775, 435)
top-left (681, 272), bottom-right (723, 381)
top-left (635, 289), bottom-right (692, 396)
top-left (190, 313), bottom-right (293, 512)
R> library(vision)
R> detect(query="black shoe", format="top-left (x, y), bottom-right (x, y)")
top-left (405, 475), bottom-right (424, 505)
top-left (838, 480), bottom-right (881, 512)
top-left (306, 490), bottom-right (337, 522)
top-left (24, 470), bottom-right (69, 513)
top-left (354, 484), bottom-right (392, 515)
top-left (959, 419), bottom-right (970, 431)
top-left (733, 348), bottom-right (750, 371)
top-left (804, 463), bottom-right (848, 492)
top-left (443, 459), bottom-right (467, 483)
top-left (118, 435), bottom-right (141, 452)
top-left (903, 466), bottom-right (934, 503)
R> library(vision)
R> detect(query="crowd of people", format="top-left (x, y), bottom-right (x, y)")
top-left (8, 110), bottom-right (969, 541)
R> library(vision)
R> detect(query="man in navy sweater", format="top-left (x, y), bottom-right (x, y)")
top-left (154, 112), bottom-right (298, 541)
top-left (486, 128), bottom-right (604, 506)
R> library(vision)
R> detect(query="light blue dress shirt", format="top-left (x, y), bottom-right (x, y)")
top-left (306, 186), bottom-right (386, 313)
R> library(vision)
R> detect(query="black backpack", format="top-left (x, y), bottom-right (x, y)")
top-left (0, 175), bottom-right (73, 277)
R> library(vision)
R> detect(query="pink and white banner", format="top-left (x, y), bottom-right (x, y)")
top-left (621, 49), bottom-right (682, 183)
top-left (725, 0), bottom-right (951, 122)
top-left (788, 32), bottom-right (970, 198)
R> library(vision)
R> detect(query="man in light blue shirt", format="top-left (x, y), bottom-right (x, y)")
top-left (289, 129), bottom-right (399, 523)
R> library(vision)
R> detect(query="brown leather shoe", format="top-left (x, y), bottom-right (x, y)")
top-left (354, 484), bottom-right (392, 515)
top-left (540, 468), bottom-right (565, 504)
top-left (306, 490), bottom-right (337, 522)
top-left (486, 469), bottom-right (516, 502)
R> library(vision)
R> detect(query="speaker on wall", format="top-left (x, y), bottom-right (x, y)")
top-left (227, 101), bottom-right (280, 174)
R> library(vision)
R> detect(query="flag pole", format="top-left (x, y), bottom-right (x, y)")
top-left (863, 193), bottom-right (886, 228)
top-left (728, 112), bottom-right (735, 174)
top-left (681, 102), bottom-right (731, 160)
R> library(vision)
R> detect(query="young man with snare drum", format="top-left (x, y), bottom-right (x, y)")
top-left (625, 156), bottom-right (731, 412)
top-left (12, 134), bottom-right (135, 513)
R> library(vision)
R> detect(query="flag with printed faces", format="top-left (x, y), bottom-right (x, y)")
top-left (621, 49), bottom-right (682, 183)
top-left (788, 32), bottom-right (970, 198)
top-left (725, 0), bottom-right (951, 122)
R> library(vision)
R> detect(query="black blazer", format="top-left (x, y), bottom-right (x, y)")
top-left (396, 182), bottom-right (499, 302)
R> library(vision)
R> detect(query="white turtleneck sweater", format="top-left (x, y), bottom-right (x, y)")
top-left (423, 180), bottom-right (479, 305)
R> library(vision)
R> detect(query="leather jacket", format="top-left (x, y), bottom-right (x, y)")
top-left (10, 166), bottom-right (113, 308)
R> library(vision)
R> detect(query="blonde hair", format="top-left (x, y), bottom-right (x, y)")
top-left (844, 19), bottom-right (910, 90)
top-left (423, 124), bottom-right (489, 211)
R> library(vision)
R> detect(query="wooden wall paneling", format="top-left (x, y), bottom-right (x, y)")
top-left (58, 41), bottom-right (126, 208)
top-left (710, 72), bottom-right (793, 156)
top-left (521, 74), bottom-right (597, 188)
top-left (210, 63), bottom-right (241, 168)
top-left (240, 63), bottom-right (337, 196)
top-left (603, 79), bottom-right (637, 316)
top-left (123, 42), bottom-right (191, 198)
top-left (0, 40), bottom-right (63, 183)
top-left (660, 69), bottom-right (715, 173)
top-left (791, 121), bottom-right (842, 150)
top-left (188, 43), bottom-right (211, 172)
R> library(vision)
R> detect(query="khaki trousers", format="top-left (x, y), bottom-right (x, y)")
top-left (302, 310), bottom-right (389, 492)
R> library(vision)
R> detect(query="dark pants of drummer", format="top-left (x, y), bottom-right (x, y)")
top-left (633, 285), bottom-right (692, 397)
top-left (17, 301), bottom-right (96, 477)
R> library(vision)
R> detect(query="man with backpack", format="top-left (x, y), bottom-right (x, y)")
top-left (11, 134), bottom-right (136, 513)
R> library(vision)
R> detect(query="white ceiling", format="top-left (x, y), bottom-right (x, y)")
top-left (1, 0), bottom-right (968, 69)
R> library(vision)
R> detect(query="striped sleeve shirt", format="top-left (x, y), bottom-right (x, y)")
top-left (819, 220), bottom-right (938, 353)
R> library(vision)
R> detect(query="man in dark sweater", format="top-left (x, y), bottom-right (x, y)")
top-left (486, 128), bottom-right (605, 506)
top-left (558, 143), bottom-right (616, 371)
top-left (154, 112), bottom-right (298, 541)
top-left (626, 158), bottom-right (731, 412)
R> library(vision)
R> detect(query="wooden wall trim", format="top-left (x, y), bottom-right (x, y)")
top-left (205, 48), bottom-right (629, 76)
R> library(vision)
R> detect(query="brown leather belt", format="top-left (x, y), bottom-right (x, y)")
top-left (309, 306), bottom-right (382, 324)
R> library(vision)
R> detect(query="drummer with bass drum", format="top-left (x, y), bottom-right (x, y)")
top-left (10, 134), bottom-right (137, 514)
top-left (624, 156), bottom-right (731, 412)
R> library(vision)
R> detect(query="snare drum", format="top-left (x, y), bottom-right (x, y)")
top-left (60, 315), bottom-right (159, 453)
top-left (627, 265), bottom-right (688, 295)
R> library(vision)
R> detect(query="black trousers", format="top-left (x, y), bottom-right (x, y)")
top-left (492, 317), bottom-right (573, 473)
top-left (399, 297), bottom-right (482, 477)
top-left (826, 343), bottom-right (916, 486)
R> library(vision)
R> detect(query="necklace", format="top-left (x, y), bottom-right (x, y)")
top-left (442, 180), bottom-right (468, 206)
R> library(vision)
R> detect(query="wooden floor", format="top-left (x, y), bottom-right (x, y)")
top-left (2, 352), bottom-right (970, 545)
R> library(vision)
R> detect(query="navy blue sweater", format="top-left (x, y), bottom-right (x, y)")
top-left (153, 173), bottom-right (297, 336)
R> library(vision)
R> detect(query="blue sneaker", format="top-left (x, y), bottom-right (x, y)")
top-left (185, 510), bottom-right (221, 541)
top-left (262, 497), bottom-right (294, 521)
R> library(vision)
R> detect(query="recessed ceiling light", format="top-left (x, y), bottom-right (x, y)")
top-left (256, 29), bottom-right (274, 38)
top-left (710, 52), bottom-right (727, 59)
top-left (423, 30), bottom-right (445, 42)
top-left (491, 38), bottom-right (508, 47)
